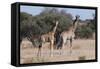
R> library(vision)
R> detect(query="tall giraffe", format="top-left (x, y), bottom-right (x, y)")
top-left (61, 15), bottom-right (80, 53)
top-left (26, 21), bottom-right (59, 57)
top-left (41, 21), bottom-right (59, 57)
top-left (49, 21), bottom-right (59, 57)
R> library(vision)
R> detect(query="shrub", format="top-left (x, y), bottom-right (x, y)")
top-left (78, 56), bottom-right (86, 60)
top-left (75, 25), bottom-right (93, 39)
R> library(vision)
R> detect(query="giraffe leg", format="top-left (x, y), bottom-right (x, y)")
top-left (70, 38), bottom-right (72, 48)
top-left (62, 38), bottom-right (65, 49)
top-left (50, 40), bottom-right (54, 57)
top-left (37, 45), bottom-right (42, 58)
top-left (59, 47), bottom-right (62, 55)
top-left (69, 38), bottom-right (72, 55)
top-left (50, 41), bottom-right (51, 57)
top-left (37, 48), bottom-right (40, 57)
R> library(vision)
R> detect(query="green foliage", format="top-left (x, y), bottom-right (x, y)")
top-left (75, 15), bottom-right (95, 39)
top-left (88, 20), bottom-right (95, 32)
top-left (75, 25), bottom-right (93, 38)
top-left (38, 8), bottom-right (73, 32)
top-left (20, 8), bottom-right (95, 39)
top-left (20, 8), bottom-right (73, 38)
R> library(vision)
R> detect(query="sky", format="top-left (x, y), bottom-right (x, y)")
top-left (20, 5), bottom-right (95, 20)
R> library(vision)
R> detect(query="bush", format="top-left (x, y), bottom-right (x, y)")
top-left (20, 8), bottom-right (73, 39)
top-left (75, 25), bottom-right (93, 39)
top-left (78, 56), bottom-right (86, 60)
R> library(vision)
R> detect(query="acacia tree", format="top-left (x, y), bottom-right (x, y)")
top-left (37, 8), bottom-right (73, 33)
top-left (20, 8), bottom-right (73, 42)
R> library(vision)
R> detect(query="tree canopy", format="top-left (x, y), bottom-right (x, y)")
top-left (20, 8), bottom-right (95, 39)
top-left (20, 8), bottom-right (73, 38)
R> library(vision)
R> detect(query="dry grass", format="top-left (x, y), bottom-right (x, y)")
top-left (78, 56), bottom-right (86, 60)
top-left (20, 39), bottom-right (95, 64)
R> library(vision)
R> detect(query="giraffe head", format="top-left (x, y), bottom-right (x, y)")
top-left (72, 15), bottom-right (80, 32)
top-left (73, 15), bottom-right (80, 26)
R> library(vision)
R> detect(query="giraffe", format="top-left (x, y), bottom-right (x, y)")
top-left (49, 21), bottom-right (59, 57)
top-left (61, 15), bottom-right (80, 54)
top-left (41, 21), bottom-right (59, 57)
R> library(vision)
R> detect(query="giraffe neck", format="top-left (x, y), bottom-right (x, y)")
top-left (52, 21), bottom-right (58, 34)
top-left (68, 27), bottom-right (75, 33)
top-left (72, 17), bottom-right (79, 32)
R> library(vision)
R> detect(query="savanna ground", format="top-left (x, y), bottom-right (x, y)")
top-left (20, 39), bottom-right (95, 64)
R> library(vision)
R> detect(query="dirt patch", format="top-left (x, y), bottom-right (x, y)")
top-left (20, 39), bottom-right (95, 64)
